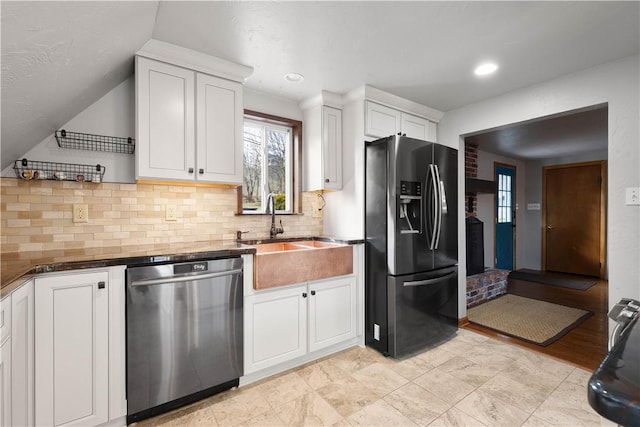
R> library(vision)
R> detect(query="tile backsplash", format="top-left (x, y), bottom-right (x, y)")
top-left (0, 178), bottom-right (323, 253)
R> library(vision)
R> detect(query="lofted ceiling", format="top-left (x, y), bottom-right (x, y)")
top-left (2, 1), bottom-right (639, 170)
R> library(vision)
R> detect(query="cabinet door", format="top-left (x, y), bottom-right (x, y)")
top-left (0, 337), bottom-right (10, 427)
top-left (244, 285), bottom-right (307, 374)
top-left (136, 56), bottom-right (196, 181)
top-left (11, 281), bottom-right (34, 427)
top-left (35, 272), bottom-right (109, 427)
top-left (196, 73), bottom-right (243, 184)
top-left (1, 296), bottom-right (10, 427)
top-left (401, 112), bottom-right (437, 142)
top-left (308, 276), bottom-right (357, 352)
top-left (365, 101), bottom-right (400, 138)
top-left (322, 106), bottom-right (343, 190)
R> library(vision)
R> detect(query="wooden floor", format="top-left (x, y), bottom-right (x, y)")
top-left (463, 272), bottom-right (609, 372)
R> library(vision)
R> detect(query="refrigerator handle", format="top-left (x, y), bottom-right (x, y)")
top-left (403, 271), bottom-right (457, 287)
top-left (428, 164), bottom-right (439, 250)
top-left (434, 165), bottom-right (443, 249)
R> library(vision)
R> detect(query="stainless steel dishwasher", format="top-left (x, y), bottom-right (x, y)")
top-left (126, 257), bottom-right (243, 423)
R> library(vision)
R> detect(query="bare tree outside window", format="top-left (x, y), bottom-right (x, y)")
top-left (243, 125), bottom-right (263, 210)
top-left (243, 118), bottom-right (292, 212)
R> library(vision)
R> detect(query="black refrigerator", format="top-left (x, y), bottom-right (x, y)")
top-left (365, 135), bottom-right (458, 358)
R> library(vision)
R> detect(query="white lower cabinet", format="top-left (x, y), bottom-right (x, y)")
top-left (245, 284), bottom-right (307, 373)
top-left (308, 277), bottom-right (357, 352)
top-left (0, 297), bottom-right (10, 427)
top-left (244, 275), bottom-right (357, 375)
top-left (1, 279), bottom-right (35, 427)
top-left (34, 267), bottom-right (126, 427)
top-left (11, 281), bottom-right (34, 427)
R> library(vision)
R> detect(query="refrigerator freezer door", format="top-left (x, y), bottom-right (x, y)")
top-left (387, 266), bottom-right (458, 358)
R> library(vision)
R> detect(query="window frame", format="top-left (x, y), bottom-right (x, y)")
top-left (238, 110), bottom-right (302, 214)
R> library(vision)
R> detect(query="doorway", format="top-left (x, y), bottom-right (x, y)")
top-left (542, 161), bottom-right (607, 278)
top-left (495, 163), bottom-right (516, 270)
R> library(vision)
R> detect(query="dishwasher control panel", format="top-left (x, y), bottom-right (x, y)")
top-left (174, 261), bottom-right (209, 274)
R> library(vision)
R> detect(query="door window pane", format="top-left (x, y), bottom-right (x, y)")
top-left (497, 173), bottom-right (512, 223)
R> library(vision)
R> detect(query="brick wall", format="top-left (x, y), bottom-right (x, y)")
top-left (466, 269), bottom-right (509, 308)
top-left (0, 178), bottom-right (323, 253)
top-left (464, 143), bottom-right (478, 215)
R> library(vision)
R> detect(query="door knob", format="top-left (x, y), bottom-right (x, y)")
top-left (547, 225), bottom-right (555, 229)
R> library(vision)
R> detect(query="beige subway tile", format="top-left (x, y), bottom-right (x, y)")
top-left (62, 196), bottom-right (84, 204)
top-left (53, 234), bottom-right (74, 242)
top-left (7, 219), bottom-right (30, 227)
top-left (6, 202), bottom-right (31, 211)
top-left (94, 232), bottom-right (114, 240)
top-left (29, 219), bottom-right (53, 228)
top-left (18, 211), bottom-right (43, 220)
top-left (30, 234), bottom-right (54, 243)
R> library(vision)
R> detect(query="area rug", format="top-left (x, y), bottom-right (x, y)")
top-left (508, 269), bottom-right (597, 291)
top-left (467, 294), bottom-right (593, 346)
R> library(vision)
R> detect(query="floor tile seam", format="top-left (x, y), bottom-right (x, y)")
top-left (382, 383), bottom-right (454, 422)
top-left (453, 385), bottom-right (538, 426)
top-left (348, 398), bottom-right (421, 427)
top-left (405, 378), bottom-right (458, 410)
top-left (210, 397), bottom-right (273, 427)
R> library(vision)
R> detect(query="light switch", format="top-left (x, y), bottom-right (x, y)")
top-left (625, 187), bottom-right (640, 205)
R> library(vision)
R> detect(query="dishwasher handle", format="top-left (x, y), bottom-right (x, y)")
top-left (130, 268), bottom-right (242, 287)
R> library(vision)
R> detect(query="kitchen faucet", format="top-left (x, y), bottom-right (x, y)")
top-left (266, 193), bottom-right (284, 239)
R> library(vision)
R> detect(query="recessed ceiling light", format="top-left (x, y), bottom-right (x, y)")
top-left (284, 72), bottom-right (304, 83)
top-left (474, 63), bottom-right (498, 76)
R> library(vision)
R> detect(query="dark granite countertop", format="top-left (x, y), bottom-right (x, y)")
top-left (1, 236), bottom-right (363, 298)
top-left (1, 241), bottom-right (254, 297)
top-left (588, 315), bottom-right (640, 427)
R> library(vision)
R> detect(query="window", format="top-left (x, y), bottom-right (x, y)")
top-left (497, 172), bottom-right (512, 223)
top-left (241, 111), bottom-right (301, 213)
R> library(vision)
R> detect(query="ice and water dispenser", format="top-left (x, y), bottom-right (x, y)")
top-left (398, 180), bottom-right (422, 234)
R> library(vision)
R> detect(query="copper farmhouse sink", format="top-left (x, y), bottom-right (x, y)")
top-left (251, 240), bottom-right (353, 289)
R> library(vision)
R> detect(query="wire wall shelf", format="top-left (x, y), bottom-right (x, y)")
top-left (14, 159), bottom-right (106, 183)
top-left (55, 129), bottom-right (135, 154)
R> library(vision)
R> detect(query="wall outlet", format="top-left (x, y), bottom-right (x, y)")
top-left (166, 205), bottom-right (177, 221)
top-left (625, 187), bottom-right (640, 205)
top-left (73, 204), bottom-right (89, 223)
top-left (373, 323), bottom-right (380, 341)
top-left (312, 203), bottom-right (323, 218)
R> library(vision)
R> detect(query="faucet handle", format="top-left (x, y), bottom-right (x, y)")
top-left (236, 230), bottom-right (249, 241)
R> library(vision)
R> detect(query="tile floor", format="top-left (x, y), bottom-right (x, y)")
top-left (132, 330), bottom-right (613, 426)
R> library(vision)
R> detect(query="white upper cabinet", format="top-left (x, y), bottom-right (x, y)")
top-left (135, 40), bottom-right (252, 185)
top-left (401, 112), bottom-right (437, 142)
top-left (365, 100), bottom-right (437, 142)
top-left (365, 101), bottom-right (401, 138)
top-left (136, 57), bottom-right (196, 181)
top-left (302, 103), bottom-right (343, 191)
top-left (196, 73), bottom-right (243, 183)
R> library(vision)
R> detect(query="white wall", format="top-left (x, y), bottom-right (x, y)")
top-left (440, 55), bottom-right (640, 325)
top-left (323, 97), bottom-right (366, 239)
top-left (3, 79), bottom-right (305, 183)
top-left (2, 76), bottom-right (136, 182)
top-left (475, 150), bottom-right (525, 269)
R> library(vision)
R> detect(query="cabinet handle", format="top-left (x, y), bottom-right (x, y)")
top-left (98, 281), bottom-right (106, 289)
top-left (199, 168), bottom-right (204, 174)
top-left (188, 168), bottom-right (194, 174)
top-left (302, 292), bottom-right (307, 298)
top-left (311, 290), bottom-right (316, 296)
